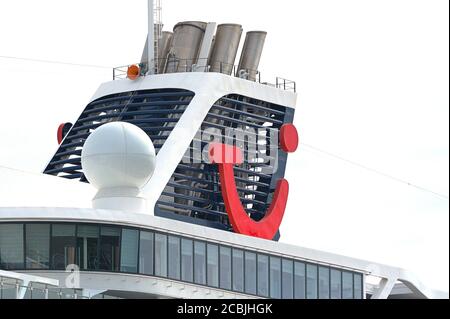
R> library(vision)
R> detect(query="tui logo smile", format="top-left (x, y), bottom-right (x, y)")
top-left (209, 124), bottom-right (299, 240)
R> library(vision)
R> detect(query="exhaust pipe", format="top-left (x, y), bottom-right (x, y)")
top-left (238, 31), bottom-right (267, 81)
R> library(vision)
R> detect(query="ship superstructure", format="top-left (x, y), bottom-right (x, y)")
top-left (0, 1), bottom-right (446, 300)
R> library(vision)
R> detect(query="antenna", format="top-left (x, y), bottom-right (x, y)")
top-left (147, 0), bottom-right (154, 74)
top-left (147, 0), bottom-right (163, 75)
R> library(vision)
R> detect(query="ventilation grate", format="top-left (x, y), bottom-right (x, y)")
top-left (156, 94), bottom-right (295, 234)
top-left (44, 89), bottom-right (195, 181)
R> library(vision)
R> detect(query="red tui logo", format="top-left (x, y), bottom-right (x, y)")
top-left (209, 124), bottom-right (299, 240)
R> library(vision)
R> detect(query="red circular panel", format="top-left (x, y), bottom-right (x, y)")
top-left (57, 123), bottom-right (65, 144)
top-left (280, 124), bottom-right (299, 153)
top-left (57, 122), bottom-right (73, 144)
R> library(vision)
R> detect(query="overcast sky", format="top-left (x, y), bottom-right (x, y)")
top-left (0, 0), bottom-right (448, 292)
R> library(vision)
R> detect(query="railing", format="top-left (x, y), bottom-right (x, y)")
top-left (113, 58), bottom-right (296, 93)
top-left (276, 77), bottom-right (297, 92)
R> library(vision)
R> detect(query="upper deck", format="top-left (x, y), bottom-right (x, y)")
top-left (0, 203), bottom-right (442, 299)
top-left (112, 60), bottom-right (297, 94)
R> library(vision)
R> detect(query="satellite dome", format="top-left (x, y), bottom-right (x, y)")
top-left (81, 122), bottom-right (156, 190)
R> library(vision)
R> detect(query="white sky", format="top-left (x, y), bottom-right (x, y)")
top-left (0, 0), bottom-right (448, 292)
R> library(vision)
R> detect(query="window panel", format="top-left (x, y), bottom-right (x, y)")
top-left (168, 236), bottom-right (181, 280)
top-left (330, 269), bottom-right (342, 299)
top-left (1, 283), bottom-right (17, 299)
top-left (194, 241), bottom-right (206, 285)
top-left (294, 262), bottom-right (306, 299)
top-left (51, 224), bottom-right (76, 270)
top-left (154, 233), bottom-right (167, 277)
top-left (99, 227), bottom-right (120, 271)
top-left (77, 225), bottom-right (99, 270)
top-left (244, 252), bottom-right (257, 295)
top-left (31, 287), bottom-right (46, 299)
top-left (257, 254), bottom-right (269, 297)
top-left (354, 273), bottom-right (363, 299)
top-left (0, 224), bottom-right (24, 270)
top-left (139, 231), bottom-right (154, 275)
top-left (232, 249), bottom-right (244, 292)
top-left (181, 238), bottom-right (193, 282)
top-left (269, 256), bottom-right (281, 299)
top-left (306, 264), bottom-right (318, 299)
top-left (319, 266), bottom-right (330, 299)
top-left (120, 229), bottom-right (138, 273)
top-left (23, 287), bottom-right (32, 299)
top-left (342, 271), bottom-right (354, 299)
top-left (26, 224), bottom-right (50, 269)
top-left (282, 259), bottom-right (294, 299)
top-left (207, 244), bottom-right (219, 288)
top-left (219, 246), bottom-right (232, 290)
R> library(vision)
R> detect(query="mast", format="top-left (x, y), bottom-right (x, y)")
top-left (147, 0), bottom-right (155, 74)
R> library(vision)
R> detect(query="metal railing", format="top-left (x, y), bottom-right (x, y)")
top-left (113, 58), bottom-right (296, 93)
top-left (276, 77), bottom-right (297, 92)
top-left (114, 58), bottom-right (258, 78)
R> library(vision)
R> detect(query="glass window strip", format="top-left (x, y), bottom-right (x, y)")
top-left (0, 222), bottom-right (365, 299)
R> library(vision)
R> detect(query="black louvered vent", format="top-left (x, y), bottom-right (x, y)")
top-left (44, 89), bottom-right (194, 181)
top-left (156, 94), bottom-right (295, 233)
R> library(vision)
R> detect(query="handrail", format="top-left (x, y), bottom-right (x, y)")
top-left (113, 59), bottom-right (296, 93)
top-left (0, 269), bottom-right (59, 287)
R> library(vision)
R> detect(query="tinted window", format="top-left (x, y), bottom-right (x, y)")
top-left (99, 227), bottom-right (120, 271)
top-left (139, 231), bottom-right (154, 275)
top-left (330, 269), bottom-right (342, 299)
top-left (219, 246), bottom-right (232, 290)
top-left (342, 271), bottom-right (353, 299)
top-left (168, 236), bottom-right (180, 280)
top-left (51, 224), bottom-right (76, 270)
top-left (181, 238), bottom-right (193, 282)
top-left (257, 254), bottom-right (269, 297)
top-left (0, 224), bottom-right (24, 270)
top-left (319, 266), bottom-right (330, 299)
top-left (232, 249), bottom-right (244, 292)
top-left (306, 264), bottom-right (318, 299)
top-left (269, 256), bottom-right (281, 298)
top-left (294, 262), bottom-right (306, 299)
top-left (155, 233), bottom-right (167, 277)
top-left (282, 259), bottom-right (294, 299)
top-left (194, 241), bottom-right (206, 285)
top-left (207, 244), bottom-right (219, 288)
top-left (120, 229), bottom-right (138, 273)
top-left (26, 224), bottom-right (50, 269)
top-left (244, 252), bottom-right (257, 295)
top-left (354, 273), bottom-right (363, 299)
top-left (77, 225), bottom-right (99, 270)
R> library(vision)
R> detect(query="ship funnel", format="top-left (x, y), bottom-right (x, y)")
top-left (157, 31), bottom-right (173, 73)
top-left (165, 21), bottom-right (207, 73)
top-left (237, 31), bottom-right (267, 81)
top-left (208, 24), bottom-right (243, 75)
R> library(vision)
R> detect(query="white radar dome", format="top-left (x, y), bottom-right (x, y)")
top-left (81, 122), bottom-right (156, 190)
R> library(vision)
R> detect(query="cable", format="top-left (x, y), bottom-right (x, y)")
top-left (301, 143), bottom-right (449, 201)
top-left (1, 55), bottom-right (447, 201)
top-left (0, 55), bottom-right (111, 69)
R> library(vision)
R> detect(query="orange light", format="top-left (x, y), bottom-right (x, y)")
top-left (127, 65), bottom-right (140, 80)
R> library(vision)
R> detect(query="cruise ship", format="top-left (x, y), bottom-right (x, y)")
top-left (0, 0), bottom-right (446, 300)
